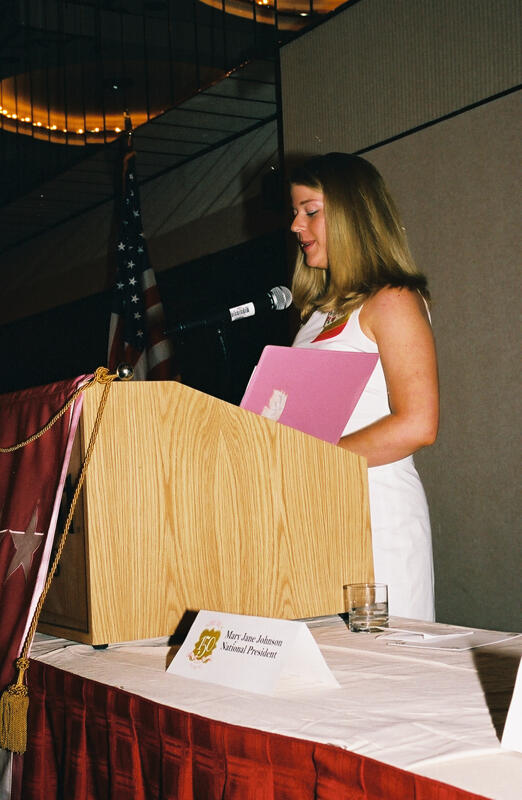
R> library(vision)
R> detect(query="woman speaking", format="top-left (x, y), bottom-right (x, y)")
top-left (290, 153), bottom-right (439, 621)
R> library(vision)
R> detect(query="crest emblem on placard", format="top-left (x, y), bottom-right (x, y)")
top-left (189, 628), bottom-right (221, 663)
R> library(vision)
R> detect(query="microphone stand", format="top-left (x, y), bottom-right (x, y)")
top-left (167, 285), bottom-right (293, 402)
top-left (215, 324), bottom-right (233, 402)
top-left (172, 323), bottom-right (233, 403)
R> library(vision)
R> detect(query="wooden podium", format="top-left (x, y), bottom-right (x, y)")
top-left (39, 380), bottom-right (373, 644)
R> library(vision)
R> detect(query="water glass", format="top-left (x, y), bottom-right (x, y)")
top-left (343, 583), bottom-right (389, 632)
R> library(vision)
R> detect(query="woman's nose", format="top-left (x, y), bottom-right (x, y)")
top-left (290, 214), bottom-right (302, 233)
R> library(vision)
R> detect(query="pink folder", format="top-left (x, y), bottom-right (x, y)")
top-left (240, 345), bottom-right (379, 443)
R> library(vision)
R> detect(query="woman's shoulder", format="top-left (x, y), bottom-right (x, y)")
top-left (364, 286), bottom-right (428, 317)
top-left (360, 286), bottom-right (430, 340)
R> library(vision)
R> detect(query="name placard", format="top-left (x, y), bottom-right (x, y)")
top-left (167, 610), bottom-right (339, 694)
top-left (501, 657), bottom-right (522, 753)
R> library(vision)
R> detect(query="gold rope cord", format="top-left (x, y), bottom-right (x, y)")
top-left (0, 365), bottom-right (122, 753)
top-left (0, 366), bottom-right (116, 453)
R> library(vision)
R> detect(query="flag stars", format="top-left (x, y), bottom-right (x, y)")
top-left (109, 153), bottom-right (172, 374)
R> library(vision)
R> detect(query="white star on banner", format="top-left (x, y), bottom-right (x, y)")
top-left (117, 242), bottom-right (125, 251)
top-left (129, 276), bottom-right (137, 286)
top-left (131, 294), bottom-right (139, 303)
top-left (2, 507), bottom-right (44, 583)
top-left (127, 260), bottom-right (135, 269)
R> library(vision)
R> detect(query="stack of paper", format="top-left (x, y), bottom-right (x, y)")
top-left (377, 625), bottom-right (521, 651)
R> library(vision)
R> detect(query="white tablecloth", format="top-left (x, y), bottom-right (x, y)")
top-left (30, 617), bottom-right (522, 800)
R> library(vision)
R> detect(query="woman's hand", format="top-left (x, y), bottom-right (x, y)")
top-left (338, 287), bottom-right (439, 467)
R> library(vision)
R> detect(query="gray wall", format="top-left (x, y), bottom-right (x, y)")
top-left (280, 0), bottom-right (521, 630)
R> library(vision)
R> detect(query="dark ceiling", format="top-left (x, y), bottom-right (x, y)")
top-left (0, 57), bottom-right (279, 252)
top-left (0, 0), bottom-right (343, 255)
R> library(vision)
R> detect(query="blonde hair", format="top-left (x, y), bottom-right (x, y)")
top-left (290, 153), bottom-right (429, 321)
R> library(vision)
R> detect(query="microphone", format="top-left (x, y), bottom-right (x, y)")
top-left (168, 286), bottom-right (292, 335)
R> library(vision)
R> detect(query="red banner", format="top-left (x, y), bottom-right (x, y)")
top-left (0, 378), bottom-right (86, 693)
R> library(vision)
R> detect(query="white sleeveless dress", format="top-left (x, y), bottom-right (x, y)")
top-left (292, 306), bottom-right (435, 621)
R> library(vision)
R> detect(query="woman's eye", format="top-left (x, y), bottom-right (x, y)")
top-left (306, 210), bottom-right (318, 217)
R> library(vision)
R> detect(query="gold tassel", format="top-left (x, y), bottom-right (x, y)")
top-left (0, 367), bottom-right (119, 756)
top-left (0, 658), bottom-right (30, 754)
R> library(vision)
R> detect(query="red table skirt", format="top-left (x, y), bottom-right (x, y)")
top-left (20, 659), bottom-right (488, 800)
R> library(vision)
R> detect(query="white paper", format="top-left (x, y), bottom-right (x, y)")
top-left (501, 657), bottom-right (522, 752)
top-left (379, 627), bottom-right (521, 651)
top-left (379, 624), bottom-right (474, 640)
top-left (167, 610), bottom-right (339, 694)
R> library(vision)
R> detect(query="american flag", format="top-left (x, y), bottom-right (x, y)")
top-left (107, 140), bottom-right (173, 379)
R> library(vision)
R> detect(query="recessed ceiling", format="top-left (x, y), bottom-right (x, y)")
top-left (0, 0), bottom-right (347, 253)
top-left (0, 58), bottom-right (278, 252)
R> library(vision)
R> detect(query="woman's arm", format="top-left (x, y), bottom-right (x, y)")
top-left (338, 287), bottom-right (439, 467)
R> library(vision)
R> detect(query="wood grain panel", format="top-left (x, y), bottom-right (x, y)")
top-left (40, 381), bottom-right (372, 644)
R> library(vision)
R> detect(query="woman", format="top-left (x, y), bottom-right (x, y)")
top-left (290, 153), bottom-right (439, 621)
